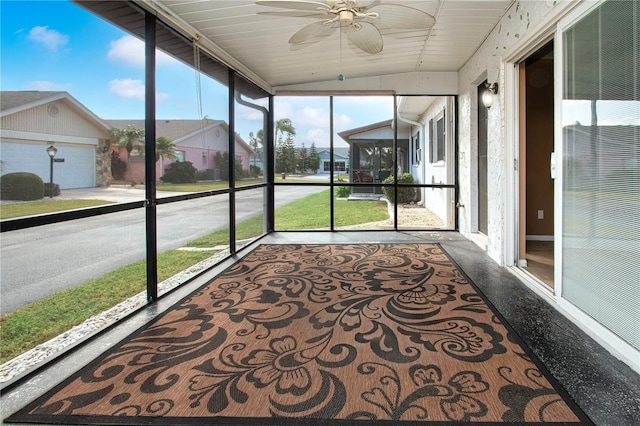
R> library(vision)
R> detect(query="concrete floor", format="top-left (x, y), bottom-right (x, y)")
top-left (1, 231), bottom-right (639, 425)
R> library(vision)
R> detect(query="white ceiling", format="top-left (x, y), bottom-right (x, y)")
top-left (155, 0), bottom-right (514, 89)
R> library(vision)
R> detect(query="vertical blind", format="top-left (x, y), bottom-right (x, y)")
top-left (562, 0), bottom-right (639, 350)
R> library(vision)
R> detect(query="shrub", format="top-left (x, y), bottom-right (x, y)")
top-left (160, 161), bottom-right (197, 183)
top-left (249, 165), bottom-right (261, 178)
top-left (111, 151), bottom-right (127, 181)
top-left (382, 173), bottom-right (415, 203)
top-left (44, 182), bottom-right (61, 197)
top-left (0, 172), bottom-right (44, 201)
top-left (335, 186), bottom-right (350, 198)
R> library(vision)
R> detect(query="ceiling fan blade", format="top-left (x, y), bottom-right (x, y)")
top-left (352, 0), bottom-right (376, 7)
top-left (258, 10), bottom-right (330, 18)
top-left (368, 4), bottom-right (436, 29)
top-left (346, 22), bottom-right (383, 54)
top-left (256, 0), bottom-right (330, 11)
top-left (289, 21), bottom-right (337, 44)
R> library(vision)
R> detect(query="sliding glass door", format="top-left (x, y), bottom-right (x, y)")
top-left (559, 0), bottom-right (639, 351)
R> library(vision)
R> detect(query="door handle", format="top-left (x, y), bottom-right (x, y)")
top-left (550, 152), bottom-right (557, 179)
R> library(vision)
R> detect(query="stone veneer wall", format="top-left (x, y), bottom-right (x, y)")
top-left (456, 0), bottom-right (566, 265)
top-left (95, 139), bottom-right (112, 187)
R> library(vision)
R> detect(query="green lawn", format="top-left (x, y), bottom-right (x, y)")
top-left (0, 188), bottom-right (386, 364)
top-left (0, 200), bottom-right (113, 220)
top-left (275, 190), bottom-right (388, 230)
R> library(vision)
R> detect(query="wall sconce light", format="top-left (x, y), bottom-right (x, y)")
top-left (482, 82), bottom-right (499, 109)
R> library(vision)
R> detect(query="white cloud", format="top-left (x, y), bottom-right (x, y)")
top-left (26, 80), bottom-right (72, 91)
top-left (157, 92), bottom-right (170, 102)
top-left (109, 78), bottom-right (170, 102)
top-left (275, 101), bottom-right (293, 119)
top-left (306, 128), bottom-right (329, 145)
top-left (273, 96), bottom-right (391, 147)
top-left (236, 104), bottom-right (264, 121)
top-left (300, 107), bottom-right (329, 127)
top-left (107, 35), bottom-right (177, 67)
top-left (109, 78), bottom-right (144, 99)
top-left (333, 113), bottom-right (354, 130)
top-left (28, 26), bottom-right (68, 51)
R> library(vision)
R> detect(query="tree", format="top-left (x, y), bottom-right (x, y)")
top-left (297, 143), bottom-right (308, 173)
top-left (214, 151), bottom-right (247, 180)
top-left (110, 125), bottom-right (144, 185)
top-left (308, 142), bottom-right (321, 174)
top-left (249, 129), bottom-right (264, 171)
top-left (282, 134), bottom-right (297, 174)
top-left (214, 152), bottom-right (231, 181)
top-left (274, 118), bottom-right (296, 174)
top-left (156, 136), bottom-right (178, 177)
top-left (275, 118), bottom-right (295, 143)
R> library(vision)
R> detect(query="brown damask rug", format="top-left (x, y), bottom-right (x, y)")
top-left (7, 244), bottom-right (591, 424)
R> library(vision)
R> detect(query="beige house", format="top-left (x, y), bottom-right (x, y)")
top-left (0, 91), bottom-right (112, 188)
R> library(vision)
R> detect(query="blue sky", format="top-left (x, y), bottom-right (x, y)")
top-left (0, 0), bottom-right (393, 147)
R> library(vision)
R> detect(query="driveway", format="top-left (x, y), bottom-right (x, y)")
top-left (0, 184), bottom-right (325, 314)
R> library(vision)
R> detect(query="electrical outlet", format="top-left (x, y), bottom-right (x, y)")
top-left (538, 210), bottom-right (544, 220)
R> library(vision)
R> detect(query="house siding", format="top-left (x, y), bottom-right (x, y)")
top-left (2, 101), bottom-right (107, 140)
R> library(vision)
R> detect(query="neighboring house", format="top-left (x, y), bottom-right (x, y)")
top-left (316, 148), bottom-right (349, 175)
top-left (397, 96), bottom-right (456, 226)
top-left (106, 119), bottom-right (255, 183)
top-left (338, 119), bottom-right (410, 194)
top-left (339, 97), bottom-right (456, 225)
top-left (0, 91), bottom-right (112, 189)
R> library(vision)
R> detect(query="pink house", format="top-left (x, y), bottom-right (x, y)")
top-left (106, 119), bottom-right (254, 183)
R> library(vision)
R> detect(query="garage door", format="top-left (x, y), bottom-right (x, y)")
top-left (1, 141), bottom-right (95, 189)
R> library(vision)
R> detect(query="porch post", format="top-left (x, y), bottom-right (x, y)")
top-left (144, 11), bottom-right (158, 302)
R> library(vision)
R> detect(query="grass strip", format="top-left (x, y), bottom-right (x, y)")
top-left (0, 250), bottom-right (212, 364)
top-left (0, 200), bottom-right (113, 220)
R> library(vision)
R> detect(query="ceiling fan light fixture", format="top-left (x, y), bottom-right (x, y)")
top-left (339, 10), bottom-right (353, 25)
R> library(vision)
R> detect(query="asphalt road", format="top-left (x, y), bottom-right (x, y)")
top-left (0, 185), bottom-right (325, 314)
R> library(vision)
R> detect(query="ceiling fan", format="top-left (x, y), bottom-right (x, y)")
top-left (256, 0), bottom-right (436, 54)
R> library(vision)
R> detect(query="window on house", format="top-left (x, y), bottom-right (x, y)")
top-left (175, 151), bottom-right (185, 162)
top-left (414, 132), bottom-right (421, 163)
top-left (335, 161), bottom-right (346, 172)
top-left (323, 161), bottom-right (331, 172)
top-left (430, 113), bottom-right (445, 163)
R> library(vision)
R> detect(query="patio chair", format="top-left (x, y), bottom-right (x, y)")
top-left (355, 170), bottom-right (373, 183)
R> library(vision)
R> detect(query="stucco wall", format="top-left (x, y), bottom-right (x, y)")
top-left (457, 0), bottom-right (566, 264)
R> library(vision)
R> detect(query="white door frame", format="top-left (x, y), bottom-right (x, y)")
top-left (502, 4), bottom-right (569, 298)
